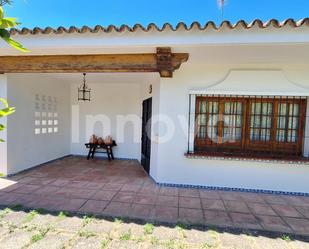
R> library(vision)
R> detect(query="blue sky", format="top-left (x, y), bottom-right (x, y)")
top-left (3, 0), bottom-right (309, 28)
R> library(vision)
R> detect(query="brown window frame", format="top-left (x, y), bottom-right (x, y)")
top-left (194, 96), bottom-right (307, 158)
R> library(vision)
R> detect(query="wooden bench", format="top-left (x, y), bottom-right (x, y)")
top-left (85, 141), bottom-right (117, 161)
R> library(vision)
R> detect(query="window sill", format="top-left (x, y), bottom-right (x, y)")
top-left (184, 152), bottom-right (309, 165)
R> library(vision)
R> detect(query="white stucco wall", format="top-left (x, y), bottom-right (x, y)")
top-left (153, 63), bottom-right (309, 193)
top-left (69, 73), bottom-right (160, 162)
top-left (0, 75), bottom-right (8, 175)
top-left (6, 74), bottom-right (71, 175)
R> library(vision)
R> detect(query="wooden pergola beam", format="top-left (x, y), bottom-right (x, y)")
top-left (0, 47), bottom-right (188, 78)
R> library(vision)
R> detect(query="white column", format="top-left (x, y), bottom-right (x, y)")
top-left (0, 74), bottom-right (8, 176)
top-left (303, 97), bottom-right (309, 157)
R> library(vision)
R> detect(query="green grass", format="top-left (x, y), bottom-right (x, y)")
top-left (143, 223), bottom-right (154, 235)
top-left (119, 229), bottom-right (131, 241)
top-left (10, 204), bottom-right (23, 210)
top-left (31, 228), bottom-right (49, 243)
top-left (78, 230), bottom-right (96, 238)
top-left (83, 215), bottom-right (95, 225)
top-left (0, 172), bottom-right (5, 178)
top-left (24, 210), bottom-right (39, 223)
top-left (101, 238), bottom-right (111, 249)
top-left (281, 234), bottom-right (291, 242)
top-left (58, 211), bottom-right (69, 218)
top-left (0, 207), bottom-right (12, 219)
top-left (150, 236), bottom-right (160, 245)
top-left (114, 218), bottom-right (123, 224)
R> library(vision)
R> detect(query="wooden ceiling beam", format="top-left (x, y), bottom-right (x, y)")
top-left (0, 47), bottom-right (188, 78)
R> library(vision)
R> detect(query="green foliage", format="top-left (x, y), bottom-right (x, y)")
top-left (281, 234), bottom-right (291, 242)
top-left (0, 98), bottom-right (15, 142)
top-left (119, 229), bottom-right (131, 241)
top-left (143, 223), bottom-right (154, 235)
top-left (58, 211), bottom-right (69, 218)
top-left (31, 228), bottom-right (49, 243)
top-left (0, 5), bottom-right (29, 52)
top-left (24, 210), bottom-right (39, 223)
top-left (101, 238), bottom-right (111, 249)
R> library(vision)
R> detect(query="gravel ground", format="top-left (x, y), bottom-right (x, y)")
top-left (0, 206), bottom-right (308, 249)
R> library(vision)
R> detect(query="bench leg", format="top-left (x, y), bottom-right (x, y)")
top-left (110, 148), bottom-right (115, 160)
top-left (91, 147), bottom-right (96, 159)
top-left (87, 148), bottom-right (92, 160)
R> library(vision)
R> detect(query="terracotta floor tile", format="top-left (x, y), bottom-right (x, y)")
top-left (179, 197), bottom-right (202, 209)
top-left (13, 184), bottom-right (41, 194)
top-left (33, 186), bottom-right (62, 196)
top-left (229, 212), bottom-right (262, 230)
top-left (49, 179), bottom-right (70, 187)
top-left (179, 208), bottom-right (204, 224)
top-left (201, 199), bottom-right (226, 211)
top-left (151, 206), bottom-right (178, 223)
top-left (224, 201), bottom-right (251, 213)
top-left (219, 191), bottom-right (244, 201)
top-left (257, 215), bottom-right (292, 233)
top-left (83, 182), bottom-right (105, 190)
top-left (199, 190), bottom-right (221, 200)
top-left (103, 202), bottom-right (131, 217)
top-left (239, 193), bottom-right (266, 203)
top-left (56, 198), bottom-right (87, 212)
top-left (0, 193), bottom-right (25, 205)
top-left (156, 195), bottom-right (178, 207)
top-left (121, 184), bottom-right (141, 193)
top-left (139, 185), bottom-right (160, 195)
top-left (102, 183), bottom-right (124, 191)
top-left (284, 217), bottom-right (309, 235)
top-left (179, 188), bottom-right (200, 198)
top-left (67, 181), bottom-right (91, 188)
top-left (79, 200), bottom-right (108, 214)
top-left (247, 203), bottom-right (277, 216)
top-left (133, 194), bottom-right (157, 205)
top-left (28, 178), bottom-right (56, 186)
top-left (55, 187), bottom-right (97, 199)
top-left (295, 206), bottom-right (309, 219)
top-left (91, 190), bottom-right (117, 201)
top-left (271, 204), bottom-right (303, 218)
top-left (159, 187), bottom-right (179, 196)
top-left (129, 204), bottom-right (154, 219)
top-left (112, 192), bottom-right (136, 203)
top-left (263, 195), bottom-right (289, 205)
top-left (203, 210), bottom-right (233, 227)
top-left (282, 196), bottom-right (309, 207)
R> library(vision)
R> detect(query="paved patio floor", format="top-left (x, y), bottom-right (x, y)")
top-left (0, 156), bottom-right (309, 236)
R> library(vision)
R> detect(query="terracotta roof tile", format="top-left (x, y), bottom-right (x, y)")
top-left (9, 18), bottom-right (309, 35)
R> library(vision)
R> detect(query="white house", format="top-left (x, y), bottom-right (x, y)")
top-left (1, 19), bottom-right (309, 194)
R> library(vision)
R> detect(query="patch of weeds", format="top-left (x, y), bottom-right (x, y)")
top-left (10, 204), bottom-right (23, 210)
top-left (144, 223), bottom-right (154, 235)
top-left (0, 207), bottom-right (11, 219)
top-left (133, 236), bottom-right (145, 243)
top-left (58, 211), bottom-right (69, 219)
top-left (176, 222), bottom-right (187, 230)
top-left (24, 210), bottom-right (39, 223)
top-left (119, 229), bottom-right (132, 241)
top-left (78, 230), bottom-right (96, 238)
top-left (114, 218), bottom-right (123, 224)
top-left (83, 215), bottom-right (95, 225)
top-left (281, 234), bottom-right (291, 242)
top-left (164, 239), bottom-right (177, 249)
top-left (101, 238), bottom-right (111, 249)
top-left (202, 242), bottom-right (214, 249)
top-left (208, 225), bottom-right (217, 232)
top-left (0, 172), bottom-right (5, 178)
top-left (35, 208), bottom-right (46, 214)
top-left (31, 228), bottom-right (49, 243)
top-left (176, 223), bottom-right (187, 239)
top-left (150, 236), bottom-right (160, 246)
